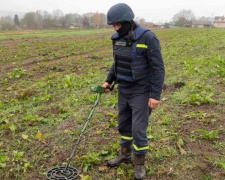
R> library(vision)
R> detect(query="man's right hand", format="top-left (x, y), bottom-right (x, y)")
top-left (102, 82), bottom-right (111, 93)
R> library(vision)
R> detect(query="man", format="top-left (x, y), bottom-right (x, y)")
top-left (102, 3), bottom-right (165, 179)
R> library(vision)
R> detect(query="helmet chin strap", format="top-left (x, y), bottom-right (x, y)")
top-left (128, 21), bottom-right (134, 43)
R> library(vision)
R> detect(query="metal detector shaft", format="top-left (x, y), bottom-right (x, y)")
top-left (65, 93), bottom-right (102, 170)
top-left (46, 83), bottom-right (117, 179)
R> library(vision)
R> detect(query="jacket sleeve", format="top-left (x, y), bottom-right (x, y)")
top-left (146, 31), bottom-right (165, 100)
top-left (105, 63), bottom-right (117, 84)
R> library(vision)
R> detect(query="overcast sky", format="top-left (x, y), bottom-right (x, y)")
top-left (0, 0), bottom-right (225, 22)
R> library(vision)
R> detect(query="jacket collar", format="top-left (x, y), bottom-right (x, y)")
top-left (111, 22), bottom-right (148, 41)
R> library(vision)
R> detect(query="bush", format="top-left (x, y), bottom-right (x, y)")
top-left (0, 22), bottom-right (16, 31)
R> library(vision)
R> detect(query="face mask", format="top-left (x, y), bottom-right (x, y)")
top-left (117, 21), bottom-right (131, 37)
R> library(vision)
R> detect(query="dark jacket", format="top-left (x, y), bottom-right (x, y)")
top-left (106, 24), bottom-right (165, 100)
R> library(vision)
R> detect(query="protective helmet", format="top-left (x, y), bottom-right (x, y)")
top-left (107, 3), bottom-right (135, 25)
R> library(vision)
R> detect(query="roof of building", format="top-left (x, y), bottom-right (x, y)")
top-left (215, 16), bottom-right (225, 19)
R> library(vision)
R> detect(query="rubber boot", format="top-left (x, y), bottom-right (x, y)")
top-left (134, 154), bottom-right (146, 180)
top-left (108, 147), bottom-right (132, 167)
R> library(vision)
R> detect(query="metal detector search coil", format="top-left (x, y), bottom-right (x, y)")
top-left (46, 166), bottom-right (79, 180)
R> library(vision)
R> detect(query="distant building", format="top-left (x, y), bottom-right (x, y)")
top-left (183, 23), bottom-right (192, 28)
top-left (192, 21), bottom-right (211, 28)
top-left (141, 22), bottom-right (154, 29)
top-left (68, 23), bottom-right (83, 29)
top-left (213, 16), bottom-right (225, 28)
top-left (153, 22), bottom-right (164, 28)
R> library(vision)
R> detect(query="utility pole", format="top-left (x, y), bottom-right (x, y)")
top-left (211, 13), bottom-right (214, 28)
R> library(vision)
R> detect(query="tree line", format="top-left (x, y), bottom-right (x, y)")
top-left (0, 9), bottom-right (213, 31)
top-left (0, 9), bottom-right (107, 31)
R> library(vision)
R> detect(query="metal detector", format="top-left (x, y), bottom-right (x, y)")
top-left (46, 83), bottom-right (116, 180)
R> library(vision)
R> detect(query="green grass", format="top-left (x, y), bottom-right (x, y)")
top-left (0, 28), bottom-right (225, 180)
top-left (0, 29), bottom-right (110, 40)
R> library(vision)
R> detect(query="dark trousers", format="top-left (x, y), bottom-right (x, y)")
top-left (118, 91), bottom-right (151, 155)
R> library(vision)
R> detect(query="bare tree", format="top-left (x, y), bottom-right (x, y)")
top-left (42, 11), bottom-right (54, 29)
top-left (52, 9), bottom-right (64, 27)
top-left (83, 16), bottom-right (90, 28)
top-left (0, 16), bottom-right (15, 31)
top-left (35, 10), bottom-right (44, 28)
top-left (135, 17), bottom-right (145, 24)
top-left (64, 13), bottom-right (76, 28)
top-left (73, 13), bottom-right (82, 25)
top-left (99, 13), bottom-right (106, 25)
top-left (21, 12), bottom-right (37, 29)
top-left (83, 12), bottom-right (94, 24)
top-left (52, 9), bottom-right (64, 20)
top-left (139, 18), bottom-right (146, 26)
top-left (172, 9), bottom-right (195, 26)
